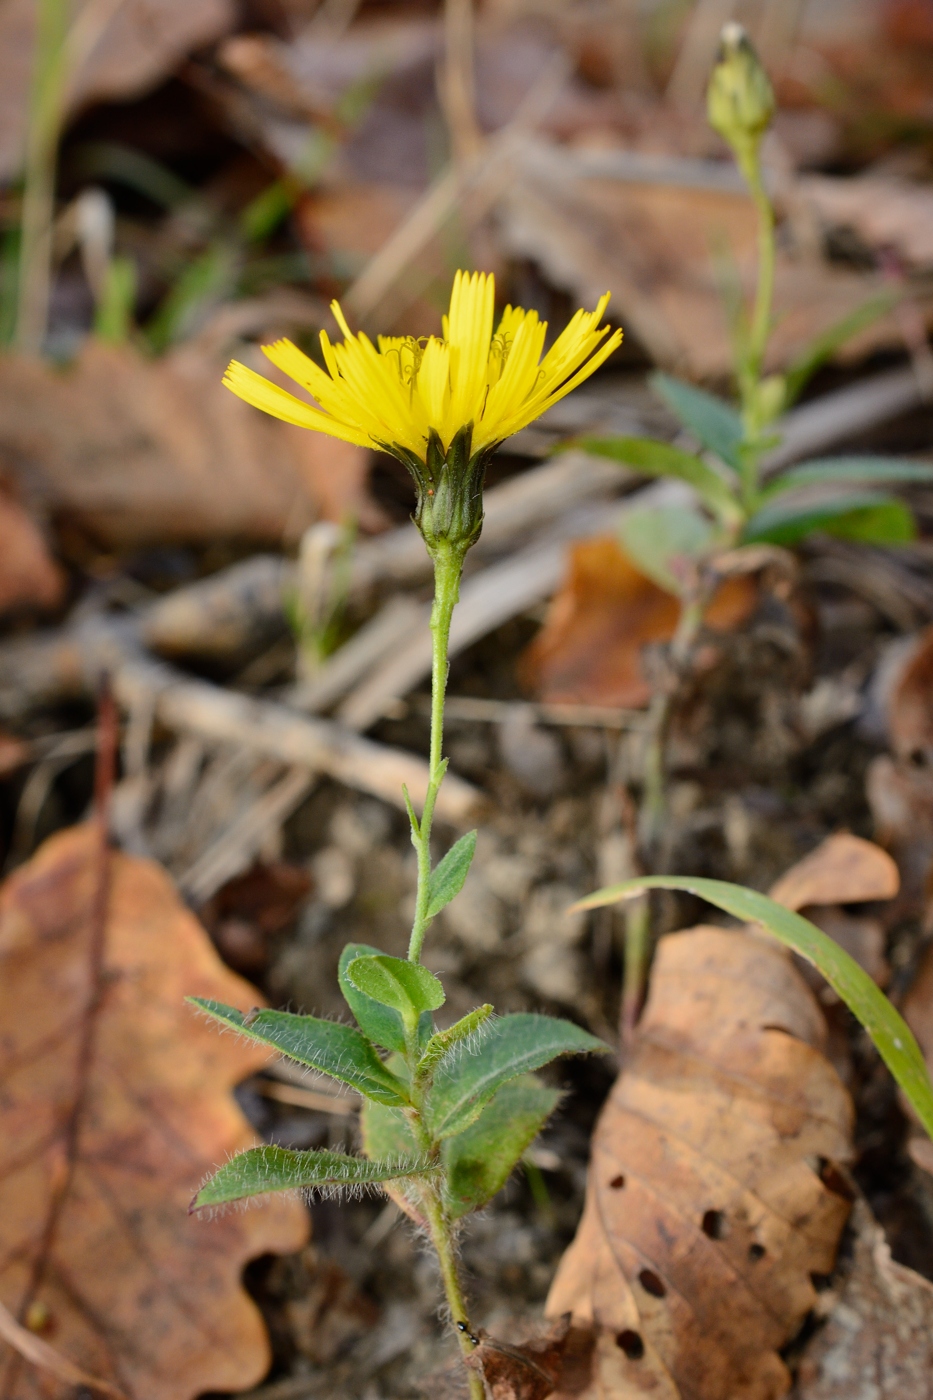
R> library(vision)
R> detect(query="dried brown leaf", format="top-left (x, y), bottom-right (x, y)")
top-left (794, 1199), bottom-right (933, 1398)
top-left (768, 833), bottom-right (899, 912)
top-left (0, 487), bottom-right (65, 616)
top-left (546, 924), bottom-right (853, 1398)
top-left (520, 537), bottom-right (756, 708)
top-left (886, 624), bottom-right (933, 762)
top-left (465, 1316), bottom-right (595, 1400)
top-left (0, 823), bottom-right (308, 1399)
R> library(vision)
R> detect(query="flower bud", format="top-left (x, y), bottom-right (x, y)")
top-left (707, 23), bottom-right (774, 176)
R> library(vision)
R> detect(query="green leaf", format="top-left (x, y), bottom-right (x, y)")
top-left (426, 830), bottom-right (477, 919)
top-left (743, 491), bottom-right (916, 546)
top-left (192, 1145), bottom-right (437, 1209)
top-left (189, 998), bottom-right (410, 1106)
top-left (650, 372), bottom-right (744, 471)
top-left (582, 436), bottom-right (742, 528)
top-left (618, 503), bottom-right (716, 596)
top-left (424, 1014), bottom-right (609, 1140)
top-left (346, 954), bottom-right (445, 1026)
top-left (360, 1099), bottom-right (417, 1163)
top-left (338, 942), bottom-right (408, 1054)
top-left (444, 1077), bottom-right (561, 1219)
top-left (574, 875), bottom-right (933, 1142)
top-left (766, 456), bottom-right (933, 497)
top-left (782, 292), bottom-right (898, 408)
top-left (416, 1004), bottom-right (495, 1082)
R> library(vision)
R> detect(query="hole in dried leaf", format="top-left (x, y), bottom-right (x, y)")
top-left (817, 1159), bottom-right (856, 1201)
top-left (609, 1174), bottom-right (625, 1190)
top-left (810, 1272), bottom-right (833, 1291)
top-left (638, 1269), bottom-right (666, 1298)
top-left (616, 1330), bottom-right (644, 1360)
top-left (701, 1209), bottom-right (728, 1240)
top-left (748, 1243), bottom-right (766, 1262)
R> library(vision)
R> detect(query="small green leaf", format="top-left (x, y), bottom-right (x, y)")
top-left (743, 491), bottom-right (915, 546)
top-left (416, 1004), bottom-right (494, 1082)
top-left (766, 456), bottom-right (933, 497)
top-left (426, 830), bottom-right (477, 920)
top-left (582, 436), bottom-right (742, 528)
top-left (338, 942), bottom-right (408, 1054)
top-left (424, 1014), bottom-right (609, 1140)
top-left (444, 1077), bottom-right (561, 1218)
top-left (347, 954), bottom-right (445, 1025)
top-left (574, 875), bottom-right (933, 1143)
top-left (192, 1145), bottom-right (438, 1209)
top-left (360, 1099), bottom-right (417, 1163)
top-left (618, 503), bottom-right (716, 596)
top-left (650, 372), bottom-right (744, 470)
top-left (189, 998), bottom-right (410, 1106)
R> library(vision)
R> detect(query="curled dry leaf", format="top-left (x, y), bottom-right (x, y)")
top-left (520, 537), bottom-right (756, 708)
top-left (546, 923), bottom-right (853, 1399)
top-left (768, 832), bottom-right (899, 913)
top-left (885, 623), bottom-right (933, 762)
top-left (0, 824), bottom-right (308, 1400)
top-left (794, 1199), bottom-right (933, 1398)
top-left (464, 1316), bottom-right (595, 1400)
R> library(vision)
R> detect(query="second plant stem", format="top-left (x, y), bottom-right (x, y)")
top-left (403, 542), bottom-right (481, 1396)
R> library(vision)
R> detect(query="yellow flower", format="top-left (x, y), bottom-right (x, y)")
top-left (223, 270), bottom-right (621, 459)
top-left (223, 270), bottom-right (621, 555)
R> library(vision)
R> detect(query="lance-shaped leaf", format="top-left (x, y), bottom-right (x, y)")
top-left (190, 999), bottom-right (410, 1105)
top-left (426, 830), bottom-right (477, 919)
top-left (339, 941), bottom-right (410, 1054)
top-left (743, 490), bottom-right (915, 546)
top-left (416, 1004), bottom-right (494, 1083)
top-left (782, 291), bottom-right (897, 407)
top-left (192, 1145), bottom-right (438, 1209)
top-left (580, 436), bottom-right (742, 528)
top-left (650, 372), bottom-right (744, 471)
top-left (766, 455), bottom-right (933, 497)
top-left (618, 503), bottom-right (715, 597)
top-left (443, 1077), bottom-right (561, 1219)
top-left (424, 1014), bottom-right (609, 1140)
top-left (573, 875), bottom-right (933, 1141)
top-left (346, 954), bottom-right (445, 1025)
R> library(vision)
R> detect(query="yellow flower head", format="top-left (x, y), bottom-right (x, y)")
top-left (223, 270), bottom-right (622, 555)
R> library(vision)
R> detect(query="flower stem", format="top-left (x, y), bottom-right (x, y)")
top-left (422, 1188), bottom-right (484, 1399)
top-left (408, 542), bottom-right (463, 964)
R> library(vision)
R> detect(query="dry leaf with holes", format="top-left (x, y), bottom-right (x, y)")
top-left (546, 916), bottom-right (853, 1398)
top-left (520, 537), bottom-right (756, 708)
top-left (0, 824), bottom-right (308, 1400)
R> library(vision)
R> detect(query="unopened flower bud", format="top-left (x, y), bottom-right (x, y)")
top-left (707, 23), bottom-right (774, 177)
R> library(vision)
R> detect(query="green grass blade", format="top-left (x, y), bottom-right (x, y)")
top-left (574, 876), bottom-right (933, 1140)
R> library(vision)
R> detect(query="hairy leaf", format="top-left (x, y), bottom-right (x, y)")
top-left (444, 1077), bottom-right (561, 1218)
top-left (767, 455), bottom-right (933, 496)
top-left (425, 1014), bottom-right (609, 1140)
top-left (193, 1145), bottom-right (437, 1208)
top-left (618, 503), bottom-right (715, 596)
top-left (416, 1004), bottom-right (494, 1082)
top-left (346, 954), bottom-right (445, 1024)
top-left (574, 875), bottom-right (933, 1140)
top-left (581, 436), bottom-right (742, 527)
top-left (339, 941), bottom-right (412, 1054)
top-left (190, 999), bottom-right (410, 1106)
top-left (743, 491), bottom-right (915, 546)
top-left (426, 830), bottom-right (477, 919)
top-left (650, 372), bottom-right (744, 471)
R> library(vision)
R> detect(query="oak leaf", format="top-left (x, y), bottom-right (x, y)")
top-left (0, 823), bottom-right (308, 1399)
top-left (546, 923), bottom-right (853, 1398)
top-left (519, 537), bottom-right (756, 708)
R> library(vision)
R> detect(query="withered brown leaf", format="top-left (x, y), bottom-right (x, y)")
top-left (546, 924), bottom-right (853, 1398)
top-left (0, 824), bottom-right (308, 1399)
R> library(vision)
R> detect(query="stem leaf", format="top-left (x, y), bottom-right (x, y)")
top-left (766, 456), bottom-right (933, 498)
top-left (580, 436), bottom-right (742, 528)
top-left (339, 942), bottom-right (420, 1054)
top-left (573, 875), bottom-right (933, 1141)
top-left (417, 1004), bottom-right (494, 1082)
top-left (743, 491), bottom-right (915, 546)
top-left (426, 830), bottom-right (477, 920)
top-left (347, 954), bottom-right (445, 1021)
top-left (424, 1013), bottom-right (609, 1140)
top-left (192, 1145), bottom-right (438, 1209)
top-left (189, 998), bottom-right (410, 1106)
top-left (650, 372), bottom-right (744, 471)
top-left (444, 1077), bottom-right (561, 1218)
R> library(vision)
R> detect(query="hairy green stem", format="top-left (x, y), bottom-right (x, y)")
top-left (736, 150), bottom-right (776, 510)
top-left (422, 1188), bottom-right (484, 1399)
top-left (408, 543), bottom-right (463, 964)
